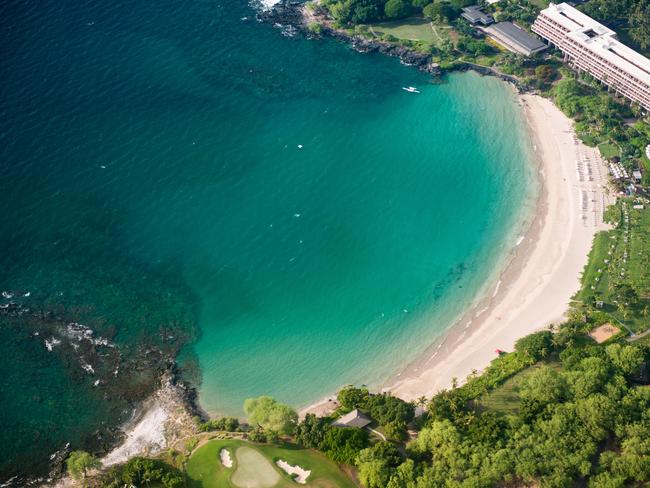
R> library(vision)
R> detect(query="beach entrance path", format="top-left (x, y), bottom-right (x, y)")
top-left (231, 447), bottom-right (281, 488)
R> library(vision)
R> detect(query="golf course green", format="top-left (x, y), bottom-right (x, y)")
top-left (185, 439), bottom-right (356, 488)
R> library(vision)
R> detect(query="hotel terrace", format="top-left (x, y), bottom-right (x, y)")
top-left (532, 3), bottom-right (650, 112)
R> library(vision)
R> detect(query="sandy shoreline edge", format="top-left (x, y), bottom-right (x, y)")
top-left (302, 93), bottom-right (612, 415)
top-left (386, 94), bottom-right (612, 402)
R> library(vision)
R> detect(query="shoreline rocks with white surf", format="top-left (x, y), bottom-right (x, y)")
top-left (0, 298), bottom-right (202, 487)
top-left (258, 0), bottom-right (442, 74)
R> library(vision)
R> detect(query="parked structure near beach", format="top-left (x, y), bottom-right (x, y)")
top-left (331, 409), bottom-right (372, 428)
top-left (532, 2), bottom-right (650, 111)
top-left (486, 21), bottom-right (548, 56)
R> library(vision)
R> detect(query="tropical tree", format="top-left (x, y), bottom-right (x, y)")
top-left (514, 330), bottom-right (554, 361)
top-left (629, 1), bottom-right (650, 49)
top-left (243, 396), bottom-right (298, 436)
top-left (66, 451), bottom-right (100, 482)
top-left (384, 0), bottom-right (411, 19)
top-left (295, 413), bottom-right (331, 449)
top-left (337, 385), bottom-right (370, 410)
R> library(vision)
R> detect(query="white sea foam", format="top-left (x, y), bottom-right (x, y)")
top-left (81, 361), bottom-right (95, 374)
top-left (44, 337), bottom-right (61, 351)
top-left (492, 280), bottom-right (502, 298)
top-left (250, 0), bottom-right (282, 11)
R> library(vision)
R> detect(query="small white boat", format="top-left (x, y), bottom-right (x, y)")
top-left (402, 86), bottom-right (420, 93)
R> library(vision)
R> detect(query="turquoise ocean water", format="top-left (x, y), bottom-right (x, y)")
top-left (1, 0), bottom-right (536, 477)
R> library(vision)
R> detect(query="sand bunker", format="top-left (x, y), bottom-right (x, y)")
top-left (220, 448), bottom-right (233, 468)
top-left (231, 447), bottom-right (280, 488)
top-left (276, 460), bottom-right (311, 484)
top-left (589, 323), bottom-right (621, 343)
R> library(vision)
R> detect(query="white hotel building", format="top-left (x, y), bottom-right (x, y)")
top-left (532, 3), bottom-right (650, 112)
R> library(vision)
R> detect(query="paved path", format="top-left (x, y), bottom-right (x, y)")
top-left (366, 427), bottom-right (386, 441)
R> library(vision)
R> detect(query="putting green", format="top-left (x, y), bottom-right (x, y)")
top-left (231, 447), bottom-right (281, 488)
top-left (185, 439), bottom-right (357, 488)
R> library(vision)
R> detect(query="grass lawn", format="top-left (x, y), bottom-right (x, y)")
top-left (472, 362), bottom-right (562, 415)
top-left (369, 17), bottom-right (437, 43)
top-left (527, 0), bottom-right (549, 9)
top-left (598, 142), bottom-right (619, 160)
top-left (185, 439), bottom-right (357, 488)
top-left (574, 200), bottom-right (650, 333)
top-left (641, 155), bottom-right (650, 187)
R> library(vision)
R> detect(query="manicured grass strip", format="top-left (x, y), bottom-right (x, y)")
top-left (257, 442), bottom-right (357, 488)
top-left (574, 200), bottom-right (650, 333)
top-left (186, 439), bottom-right (242, 488)
top-left (369, 17), bottom-right (437, 43)
top-left (473, 362), bottom-right (562, 415)
top-left (597, 142), bottom-right (619, 160)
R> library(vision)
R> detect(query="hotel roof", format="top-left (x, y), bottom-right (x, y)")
top-left (331, 409), bottom-right (372, 428)
top-left (490, 21), bottom-right (547, 55)
top-left (540, 3), bottom-right (650, 85)
top-left (461, 6), bottom-right (494, 26)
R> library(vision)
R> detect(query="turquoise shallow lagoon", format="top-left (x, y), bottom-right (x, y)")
top-left (1, 0), bottom-right (534, 476)
top-left (191, 72), bottom-right (538, 414)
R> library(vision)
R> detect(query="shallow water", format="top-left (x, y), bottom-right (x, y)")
top-left (1, 0), bottom-right (535, 477)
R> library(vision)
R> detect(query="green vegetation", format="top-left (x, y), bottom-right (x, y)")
top-left (101, 457), bottom-right (185, 488)
top-left (354, 338), bottom-right (649, 487)
top-left (473, 362), bottom-right (563, 415)
top-left (197, 416), bottom-right (240, 432)
top-left (320, 426), bottom-right (370, 463)
top-left (580, 0), bottom-right (650, 53)
top-left (598, 142), bottom-right (620, 160)
top-left (550, 75), bottom-right (649, 177)
top-left (66, 450), bottom-right (100, 482)
top-left (244, 396), bottom-right (298, 438)
top-left (185, 439), bottom-right (357, 488)
top-left (335, 386), bottom-right (415, 440)
top-left (575, 199), bottom-right (650, 333)
top-left (369, 18), bottom-right (437, 43)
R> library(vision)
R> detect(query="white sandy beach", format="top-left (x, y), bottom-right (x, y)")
top-left (379, 94), bottom-right (612, 401)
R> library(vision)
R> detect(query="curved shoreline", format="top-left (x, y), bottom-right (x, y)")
top-left (385, 94), bottom-right (612, 401)
top-left (301, 94), bottom-right (612, 416)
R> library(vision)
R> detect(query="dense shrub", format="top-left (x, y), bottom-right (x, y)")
top-left (514, 330), bottom-right (554, 361)
top-left (337, 385), bottom-right (370, 410)
top-left (320, 427), bottom-right (369, 464)
top-left (199, 416), bottom-right (240, 432)
top-left (295, 413), bottom-right (332, 449)
top-left (102, 458), bottom-right (184, 488)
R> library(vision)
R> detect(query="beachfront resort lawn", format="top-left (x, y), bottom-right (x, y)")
top-left (368, 18), bottom-right (437, 43)
top-left (575, 199), bottom-right (650, 333)
top-left (185, 439), bottom-right (356, 488)
top-left (472, 362), bottom-right (562, 415)
top-left (597, 142), bottom-right (620, 160)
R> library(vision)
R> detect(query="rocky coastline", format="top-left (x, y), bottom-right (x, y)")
top-left (0, 299), bottom-right (202, 487)
top-left (258, 0), bottom-right (527, 88)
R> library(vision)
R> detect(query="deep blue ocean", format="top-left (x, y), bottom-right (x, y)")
top-left (0, 0), bottom-right (536, 479)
